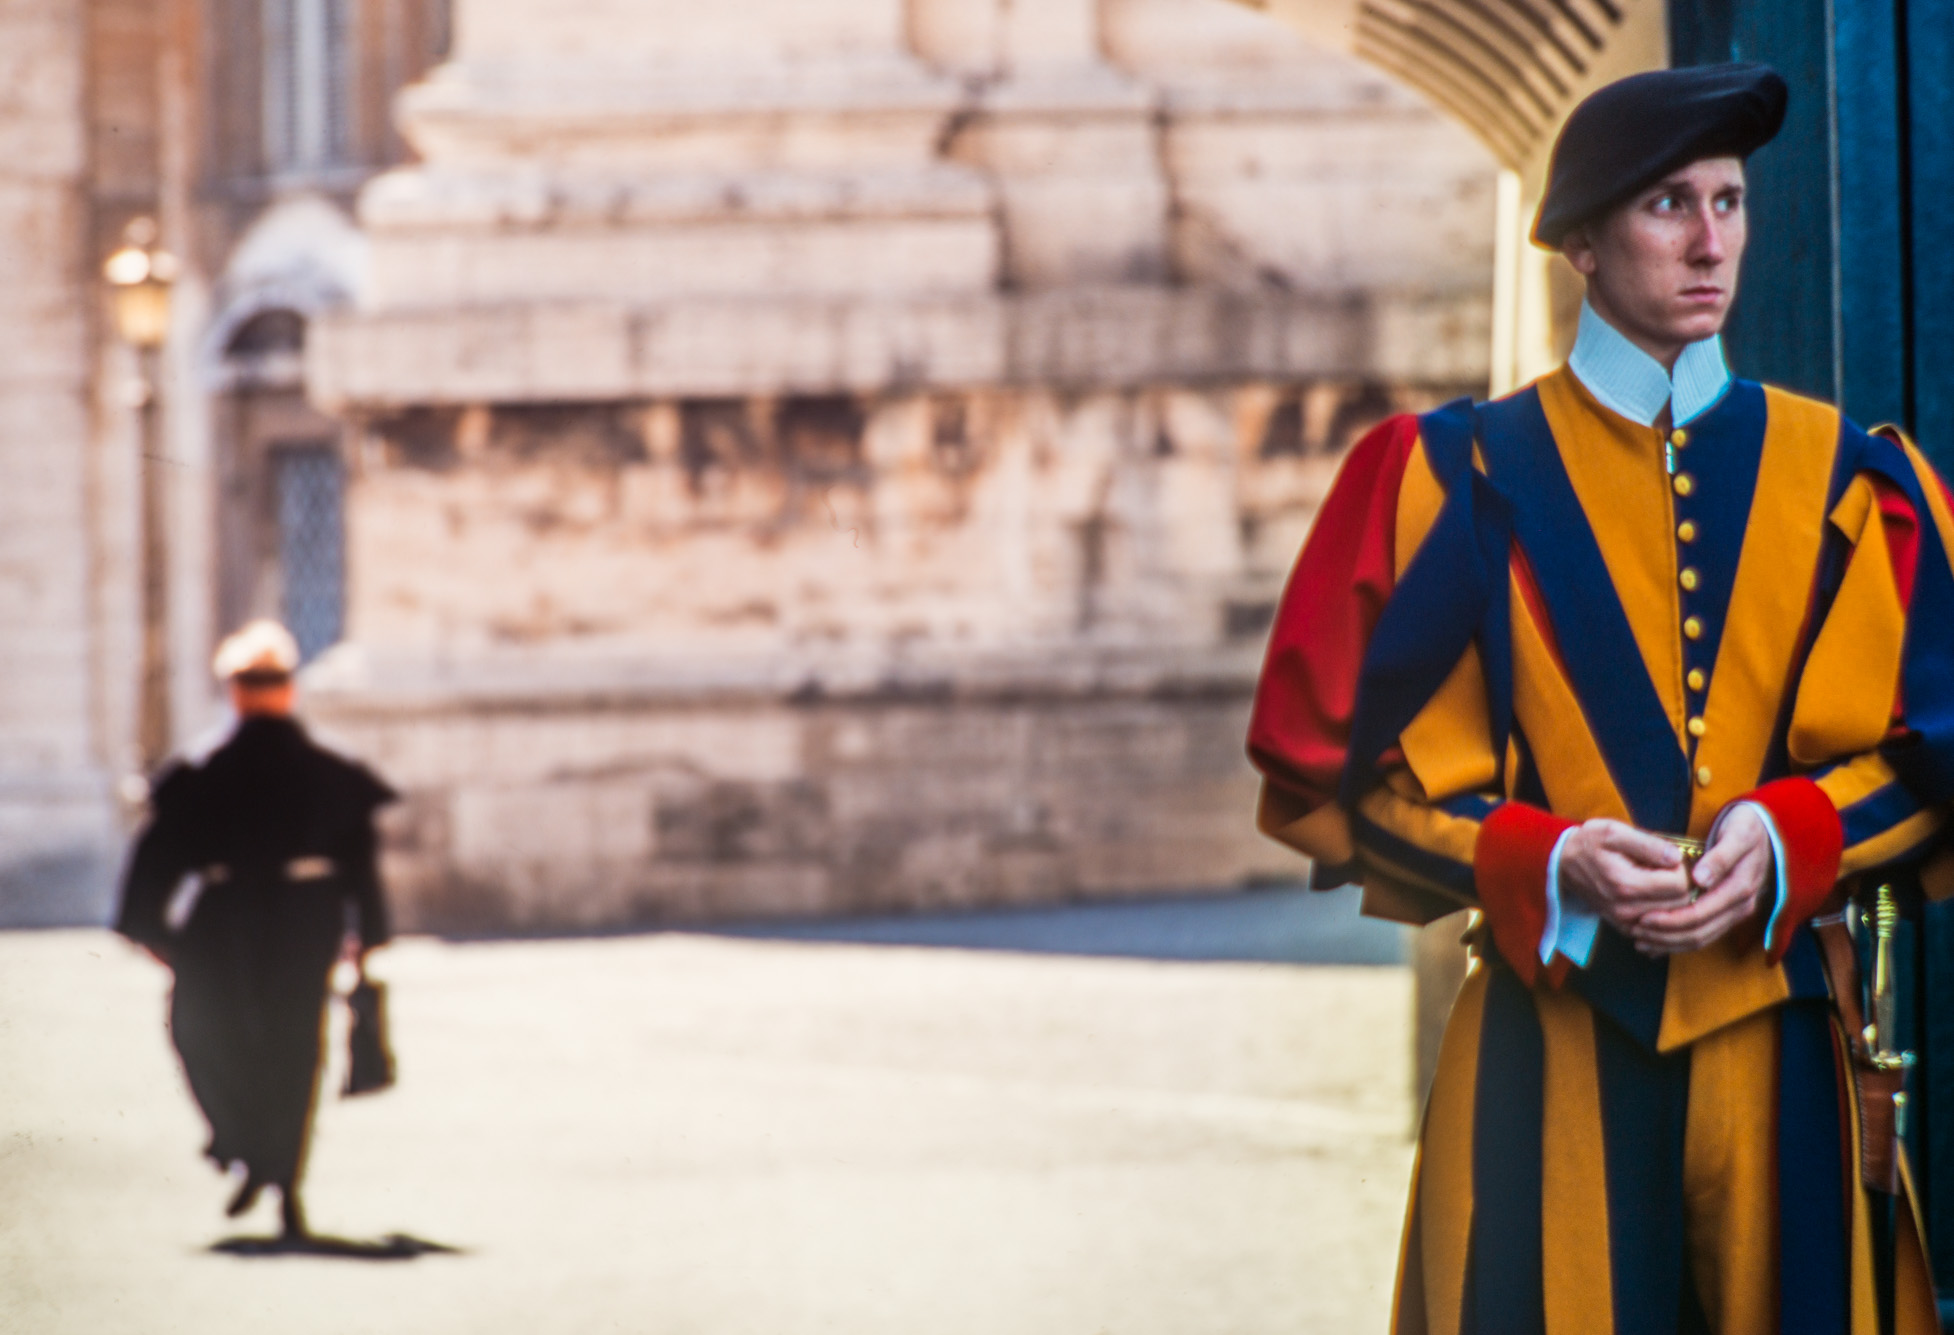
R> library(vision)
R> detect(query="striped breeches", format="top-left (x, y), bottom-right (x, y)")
top-left (1392, 962), bottom-right (1938, 1335)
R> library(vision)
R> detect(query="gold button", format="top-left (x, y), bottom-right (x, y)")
top-left (1687, 668), bottom-right (1706, 691)
top-left (1684, 616), bottom-right (1704, 640)
top-left (1678, 519), bottom-right (1699, 543)
top-left (1688, 716), bottom-right (1707, 738)
top-left (1670, 429), bottom-right (1689, 448)
top-left (1697, 765), bottom-right (1714, 786)
top-left (1674, 473), bottom-right (1696, 497)
top-left (1680, 567), bottom-right (1701, 591)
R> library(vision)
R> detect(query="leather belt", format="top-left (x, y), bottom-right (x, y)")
top-left (198, 857), bottom-right (337, 884)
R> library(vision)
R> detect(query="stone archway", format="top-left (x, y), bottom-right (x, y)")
top-left (1232, 0), bottom-right (1667, 388)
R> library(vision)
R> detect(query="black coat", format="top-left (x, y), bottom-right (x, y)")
top-left (116, 716), bottom-right (395, 1185)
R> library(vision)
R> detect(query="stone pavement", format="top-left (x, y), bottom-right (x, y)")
top-left (0, 927), bottom-right (1414, 1334)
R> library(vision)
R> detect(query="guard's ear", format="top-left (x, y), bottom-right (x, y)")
top-left (1559, 226), bottom-right (1599, 278)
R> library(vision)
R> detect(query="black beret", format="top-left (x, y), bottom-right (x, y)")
top-left (1533, 62), bottom-right (1788, 248)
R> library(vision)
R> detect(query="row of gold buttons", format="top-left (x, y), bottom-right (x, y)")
top-left (1671, 427), bottom-right (1713, 787)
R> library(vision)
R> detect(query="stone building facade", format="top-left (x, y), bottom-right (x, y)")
top-left (298, 0), bottom-right (1499, 932)
top-left (1, 0), bottom-right (1509, 931)
top-left (0, 0), bottom-right (447, 925)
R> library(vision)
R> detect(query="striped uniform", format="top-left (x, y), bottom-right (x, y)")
top-left (1248, 366), bottom-right (1949, 1334)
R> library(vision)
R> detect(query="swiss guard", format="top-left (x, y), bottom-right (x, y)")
top-left (1248, 64), bottom-right (1949, 1333)
top-left (116, 621), bottom-right (396, 1239)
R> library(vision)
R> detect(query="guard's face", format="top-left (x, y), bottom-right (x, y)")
top-left (230, 678), bottom-right (297, 718)
top-left (1564, 156), bottom-right (1748, 357)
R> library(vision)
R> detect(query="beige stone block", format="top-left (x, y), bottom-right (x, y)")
top-left (1166, 115), bottom-right (1490, 182)
top-left (954, 116), bottom-right (1159, 177)
top-left (316, 680), bottom-right (1318, 929)
top-left (1153, 469), bottom-right (1245, 583)
top-left (451, 779), bottom-right (655, 872)
top-left (0, 184), bottom-right (88, 312)
top-left (365, 218), bottom-right (999, 310)
top-left (455, 0), bottom-right (911, 66)
top-left (314, 697), bottom-right (808, 790)
top-left (890, 831), bottom-right (991, 904)
top-left (0, 393), bottom-right (92, 494)
top-left (996, 176), bottom-right (1170, 287)
top-left (0, 306), bottom-right (88, 386)
top-left (1363, 294), bottom-right (1495, 387)
top-left (309, 298), bottom-right (1011, 407)
top-left (998, 0), bottom-right (1101, 70)
top-left (627, 862), bottom-right (834, 922)
top-left (313, 288), bottom-right (1488, 414)
top-left (626, 296), bottom-right (1008, 397)
top-left (1165, 130), bottom-right (1496, 293)
top-left (909, 0), bottom-right (1002, 76)
top-left (397, 67), bottom-right (966, 173)
top-left (364, 165), bottom-right (993, 231)
top-left (1105, 0), bottom-right (1358, 77)
top-left (0, 11), bottom-right (85, 180)
top-left (525, 305), bottom-right (635, 398)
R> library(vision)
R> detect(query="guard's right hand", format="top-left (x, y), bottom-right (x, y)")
top-left (1558, 818), bottom-right (1692, 941)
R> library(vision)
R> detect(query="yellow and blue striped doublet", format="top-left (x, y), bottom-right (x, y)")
top-left (1251, 365), bottom-right (1951, 1334)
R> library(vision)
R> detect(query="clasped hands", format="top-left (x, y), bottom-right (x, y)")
top-left (1557, 806), bottom-right (1773, 956)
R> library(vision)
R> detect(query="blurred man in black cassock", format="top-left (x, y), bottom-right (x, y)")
top-left (116, 621), bottom-right (395, 1238)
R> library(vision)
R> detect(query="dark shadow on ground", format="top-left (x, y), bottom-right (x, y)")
top-left (209, 1233), bottom-right (463, 1260)
top-left (694, 884), bottom-right (1407, 966)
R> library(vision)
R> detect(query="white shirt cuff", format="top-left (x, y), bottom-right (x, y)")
top-left (1715, 800), bottom-right (1790, 946)
top-left (1539, 827), bottom-right (1602, 968)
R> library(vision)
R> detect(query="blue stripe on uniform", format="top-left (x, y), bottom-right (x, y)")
top-left (1782, 927), bottom-right (1831, 1001)
top-left (1673, 382), bottom-right (1770, 787)
top-left (1350, 810), bottom-right (1479, 901)
top-left (1476, 389), bottom-right (1693, 834)
top-left (1438, 792), bottom-right (1499, 822)
top-left (1593, 1006), bottom-right (1692, 1333)
top-left (1568, 924), bottom-right (1670, 1052)
top-left (1468, 966), bottom-right (1546, 1335)
top-left (1342, 400), bottom-right (1514, 805)
top-left (1849, 426), bottom-right (1954, 805)
top-left (1835, 778), bottom-right (1929, 852)
top-left (1777, 1000), bottom-right (1849, 1334)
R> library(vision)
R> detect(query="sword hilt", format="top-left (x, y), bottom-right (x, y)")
top-left (1864, 884), bottom-right (1914, 1072)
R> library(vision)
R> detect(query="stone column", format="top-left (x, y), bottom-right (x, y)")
top-left (0, 1), bottom-right (120, 923)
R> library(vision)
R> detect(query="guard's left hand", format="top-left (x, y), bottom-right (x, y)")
top-left (1628, 805), bottom-right (1773, 955)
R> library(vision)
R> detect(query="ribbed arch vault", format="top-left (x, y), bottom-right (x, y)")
top-left (1232, 0), bottom-right (1667, 173)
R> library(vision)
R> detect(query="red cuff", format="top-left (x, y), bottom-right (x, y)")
top-left (1734, 777), bottom-right (1845, 963)
top-left (1475, 803), bottom-right (1576, 987)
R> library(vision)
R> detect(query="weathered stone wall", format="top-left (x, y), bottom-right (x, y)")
top-left (314, 678), bottom-right (1295, 934)
top-left (292, 0), bottom-right (1501, 930)
top-left (0, 2), bottom-right (125, 924)
top-left (341, 382), bottom-right (1428, 660)
top-left (303, 373), bottom-right (1461, 930)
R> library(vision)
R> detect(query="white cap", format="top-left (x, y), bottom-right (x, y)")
top-left (212, 619), bottom-right (300, 680)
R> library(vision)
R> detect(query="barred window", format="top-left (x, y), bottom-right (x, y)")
top-left (262, 0), bottom-right (353, 173)
top-left (274, 444), bottom-right (345, 663)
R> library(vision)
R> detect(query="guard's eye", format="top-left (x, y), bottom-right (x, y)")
top-left (1650, 193), bottom-right (1684, 214)
top-left (1713, 192), bottom-right (1744, 214)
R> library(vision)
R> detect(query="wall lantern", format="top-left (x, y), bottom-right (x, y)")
top-left (103, 216), bottom-right (179, 350)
